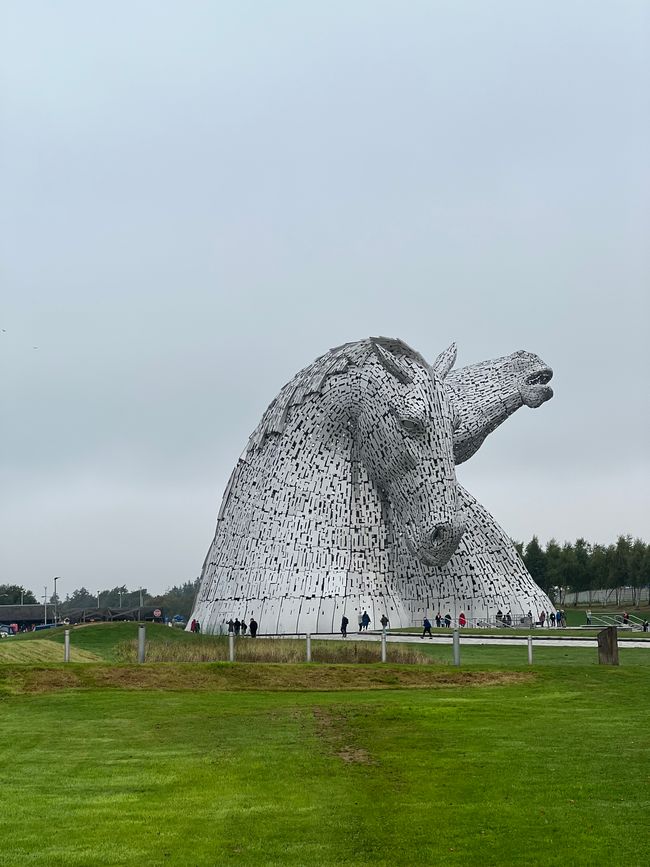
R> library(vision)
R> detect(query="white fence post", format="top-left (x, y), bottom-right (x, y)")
top-left (229, 631), bottom-right (235, 662)
top-left (452, 629), bottom-right (460, 666)
top-left (306, 632), bottom-right (312, 662)
top-left (64, 629), bottom-right (70, 663)
top-left (137, 624), bottom-right (146, 663)
top-left (381, 631), bottom-right (387, 663)
top-left (527, 636), bottom-right (533, 665)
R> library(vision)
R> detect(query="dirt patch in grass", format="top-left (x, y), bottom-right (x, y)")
top-left (313, 705), bottom-right (376, 764)
top-left (1, 663), bottom-right (533, 695)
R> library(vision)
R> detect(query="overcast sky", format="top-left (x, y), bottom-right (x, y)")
top-left (1, 1), bottom-right (648, 599)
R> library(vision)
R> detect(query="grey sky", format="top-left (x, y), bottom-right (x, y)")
top-left (2, 1), bottom-right (648, 598)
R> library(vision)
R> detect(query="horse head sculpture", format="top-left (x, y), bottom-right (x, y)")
top-left (356, 338), bottom-right (465, 566)
top-left (191, 337), bottom-right (466, 634)
top-left (445, 350), bottom-right (553, 464)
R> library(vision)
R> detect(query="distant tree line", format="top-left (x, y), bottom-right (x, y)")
top-left (515, 536), bottom-right (650, 606)
top-left (0, 579), bottom-right (201, 621)
top-left (3, 536), bottom-right (649, 617)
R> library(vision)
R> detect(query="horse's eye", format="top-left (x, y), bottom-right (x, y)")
top-left (398, 417), bottom-right (426, 438)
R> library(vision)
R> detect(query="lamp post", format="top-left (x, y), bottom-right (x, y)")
top-left (53, 576), bottom-right (59, 624)
top-left (118, 589), bottom-right (124, 608)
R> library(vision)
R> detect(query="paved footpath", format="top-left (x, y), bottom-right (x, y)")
top-left (313, 631), bottom-right (650, 650)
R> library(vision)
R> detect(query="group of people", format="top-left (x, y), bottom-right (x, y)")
top-left (340, 612), bottom-right (390, 637)
top-left (189, 619), bottom-right (201, 634)
top-left (496, 610), bottom-right (517, 627)
top-left (358, 611), bottom-right (371, 632)
top-left (226, 617), bottom-right (258, 637)
top-left (435, 613), bottom-right (453, 628)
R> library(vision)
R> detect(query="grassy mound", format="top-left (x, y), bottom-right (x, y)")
top-left (0, 663), bottom-right (527, 695)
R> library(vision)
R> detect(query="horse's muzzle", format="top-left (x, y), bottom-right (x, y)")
top-left (415, 516), bottom-right (466, 567)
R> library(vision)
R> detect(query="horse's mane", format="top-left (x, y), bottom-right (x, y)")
top-left (247, 337), bottom-right (428, 451)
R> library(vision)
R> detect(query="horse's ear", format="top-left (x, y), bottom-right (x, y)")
top-left (431, 342), bottom-right (457, 379)
top-left (370, 339), bottom-right (414, 385)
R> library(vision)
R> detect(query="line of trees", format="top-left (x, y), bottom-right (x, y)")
top-left (0, 580), bottom-right (200, 621)
top-left (516, 536), bottom-right (650, 606)
top-left (3, 536), bottom-right (649, 618)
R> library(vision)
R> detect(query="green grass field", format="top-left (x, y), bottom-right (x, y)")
top-left (1, 624), bottom-right (649, 865)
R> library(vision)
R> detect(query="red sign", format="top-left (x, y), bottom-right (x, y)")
top-left (153, 609), bottom-right (162, 618)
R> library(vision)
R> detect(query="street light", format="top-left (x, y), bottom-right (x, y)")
top-left (118, 589), bottom-right (125, 608)
top-left (53, 576), bottom-right (60, 624)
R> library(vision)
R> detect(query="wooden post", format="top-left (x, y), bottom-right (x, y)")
top-left (597, 626), bottom-right (619, 665)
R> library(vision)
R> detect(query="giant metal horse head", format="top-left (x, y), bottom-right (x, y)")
top-left (355, 338), bottom-right (465, 566)
top-left (246, 336), bottom-right (466, 568)
top-left (446, 350), bottom-right (554, 464)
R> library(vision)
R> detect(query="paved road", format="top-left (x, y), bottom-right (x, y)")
top-left (313, 631), bottom-right (650, 650)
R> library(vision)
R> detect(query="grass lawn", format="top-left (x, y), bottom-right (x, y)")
top-left (1, 630), bottom-right (649, 865)
top-left (0, 639), bottom-right (101, 663)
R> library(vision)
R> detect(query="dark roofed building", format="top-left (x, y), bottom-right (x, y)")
top-left (0, 604), bottom-right (49, 630)
top-left (0, 604), bottom-right (164, 631)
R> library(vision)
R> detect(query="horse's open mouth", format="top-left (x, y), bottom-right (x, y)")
top-left (525, 368), bottom-right (553, 386)
top-left (519, 367), bottom-right (554, 408)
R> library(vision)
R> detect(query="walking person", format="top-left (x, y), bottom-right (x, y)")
top-left (227, 619), bottom-right (235, 634)
top-left (444, 613), bottom-right (451, 628)
top-left (586, 609), bottom-right (592, 626)
top-left (362, 611), bottom-right (371, 631)
top-left (234, 618), bottom-right (241, 636)
top-left (249, 617), bottom-right (258, 638)
top-left (241, 619), bottom-right (247, 635)
top-left (380, 614), bottom-right (389, 631)
top-left (435, 613), bottom-right (442, 628)
top-left (458, 612), bottom-right (467, 627)
top-left (340, 615), bottom-right (349, 638)
top-left (358, 612), bottom-right (363, 633)
top-left (421, 617), bottom-right (433, 639)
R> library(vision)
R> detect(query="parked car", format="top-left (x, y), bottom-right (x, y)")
top-left (0, 624), bottom-right (14, 637)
